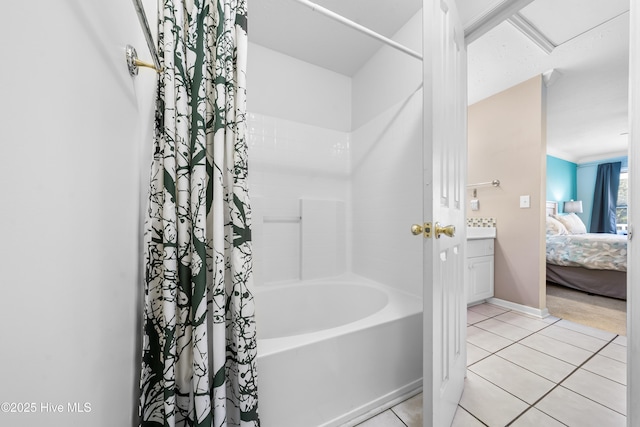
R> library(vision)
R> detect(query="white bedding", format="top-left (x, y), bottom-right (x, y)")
top-left (546, 233), bottom-right (627, 272)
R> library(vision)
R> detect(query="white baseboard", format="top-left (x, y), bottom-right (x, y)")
top-left (486, 297), bottom-right (550, 319)
top-left (327, 380), bottom-right (422, 427)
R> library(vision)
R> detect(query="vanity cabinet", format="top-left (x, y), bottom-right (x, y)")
top-left (466, 238), bottom-right (494, 304)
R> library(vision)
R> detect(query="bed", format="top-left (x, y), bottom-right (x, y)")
top-left (545, 201), bottom-right (627, 300)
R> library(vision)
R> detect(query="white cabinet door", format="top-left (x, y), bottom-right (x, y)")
top-left (468, 255), bottom-right (494, 304)
top-left (466, 239), bottom-right (494, 304)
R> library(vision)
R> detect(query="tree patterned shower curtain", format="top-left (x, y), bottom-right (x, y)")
top-left (138, 0), bottom-right (259, 426)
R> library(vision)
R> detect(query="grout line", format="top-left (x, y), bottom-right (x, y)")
top-left (504, 332), bottom-right (620, 425)
top-left (463, 308), bottom-right (558, 423)
top-left (456, 405), bottom-right (489, 426)
top-left (389, 407), bottom-right (408, 427)
top-left (581, 364), bottom-right (627, 387)
top-left (362, 304), bottom-right (626, 426)
top-left (467, 311), bottom-right (561, 368)
top-left (558, 336), bottom-right (628, 416)
top-left (467, 305), bottom-right (625, 426)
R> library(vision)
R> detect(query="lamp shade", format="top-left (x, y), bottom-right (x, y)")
top-left (563, 200), bottom-right (583, 214)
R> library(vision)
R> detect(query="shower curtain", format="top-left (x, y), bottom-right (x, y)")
top-left (138, 1), bottom-right (259, 426)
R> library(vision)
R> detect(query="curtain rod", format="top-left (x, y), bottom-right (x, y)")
top-left (290, 0), bottom-right (423, 61)
top-left (132, 0), bottom-right (162, 71)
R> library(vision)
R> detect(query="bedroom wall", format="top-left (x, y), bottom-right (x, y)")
top-left (468, 75), bottom-right (547, 310)
top-left (577, 155), bottom-right (628, 228)
top-left (546, 155), bottom-right (577, 212)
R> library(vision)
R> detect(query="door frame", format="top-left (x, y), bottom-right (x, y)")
top-left (627, 0), bottom-right (639, 424)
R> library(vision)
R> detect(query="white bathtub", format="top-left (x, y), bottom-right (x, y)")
top-left (255, 275), bottom-right (423, 427)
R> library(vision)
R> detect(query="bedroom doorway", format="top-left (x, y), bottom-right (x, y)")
top-left (539, 3), bottom-right (639, 423)
top-left (465, 0), bottom-right (639, 423)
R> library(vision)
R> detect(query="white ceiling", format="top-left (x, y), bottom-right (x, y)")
top-left (249, 0), bottom-right (423, 76)
top-left (249, 0), bottom-right (630, 163)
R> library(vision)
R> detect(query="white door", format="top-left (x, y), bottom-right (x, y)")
top-left (421, 0), bottom-right (467, 425)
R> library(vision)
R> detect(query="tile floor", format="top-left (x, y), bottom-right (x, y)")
top-left (356, 303), bottom-right (627, 427)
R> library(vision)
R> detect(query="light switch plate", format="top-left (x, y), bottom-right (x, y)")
top-left (520, 195), bottom-right (530, 208)
top-left (470, 199), bottom-right (479, 211)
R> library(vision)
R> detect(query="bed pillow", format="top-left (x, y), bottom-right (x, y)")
top-left (553, 213), bottom-right (587, 234)
top-left (546, 216), bottom-right (569, 236)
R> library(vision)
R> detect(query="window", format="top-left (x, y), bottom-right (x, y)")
top-left (616, 171), bottom-right (628, 232)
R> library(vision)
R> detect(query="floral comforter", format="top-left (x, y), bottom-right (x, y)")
top-left (546, 233), bottom-right (627, 272)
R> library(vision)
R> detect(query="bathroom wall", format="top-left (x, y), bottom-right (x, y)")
top-left (468, 76), bottom-right (547, 310)
top-left (350, 11), bottom-right (424, 297)
top-left (1, 1), bottom-right (157, 426)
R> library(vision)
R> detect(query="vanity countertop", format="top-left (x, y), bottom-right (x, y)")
top-left (467, 227), bottom-right (496, 240)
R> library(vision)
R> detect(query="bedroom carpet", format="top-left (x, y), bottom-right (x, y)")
top-left (546, 283), bottom-right (626, 336)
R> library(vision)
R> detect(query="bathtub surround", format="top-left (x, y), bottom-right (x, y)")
top-left (247, 43), bottom-right (352, 131)
top-left (251, 197), bottom-right (346, 284)
top-left (138, 2), bottom-right (259, 426)
top-left (248, 10), bottom-right (424, 296)
top-left (301, 200), bottom-right (347, 280)
top-left (247, 8), bottom-right (424, 426)
top-left (247, 112), bottom-right (350, 285)
top-left (350, 11), bottom-right (423, 298)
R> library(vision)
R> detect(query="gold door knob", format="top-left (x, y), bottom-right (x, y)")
top-left (435, 223), bottom-right (455, 239)
top-left (411, 223), bottom-right (433, 238)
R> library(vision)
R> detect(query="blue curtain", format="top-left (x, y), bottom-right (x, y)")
top-left (590, 162), bottom-right (621, 233)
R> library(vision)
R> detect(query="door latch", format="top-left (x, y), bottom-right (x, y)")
top-left (411, 222), bottom-right (433, 238)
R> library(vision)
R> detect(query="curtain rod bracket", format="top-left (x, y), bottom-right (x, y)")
top-left (126, 45), bottom-right (162, 76)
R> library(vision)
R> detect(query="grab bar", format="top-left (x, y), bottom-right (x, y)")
top-left (263, 216), bottom-right (302, 223)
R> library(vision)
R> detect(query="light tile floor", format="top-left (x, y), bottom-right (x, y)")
top-left (356, 303), bottom-right (626, 427)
